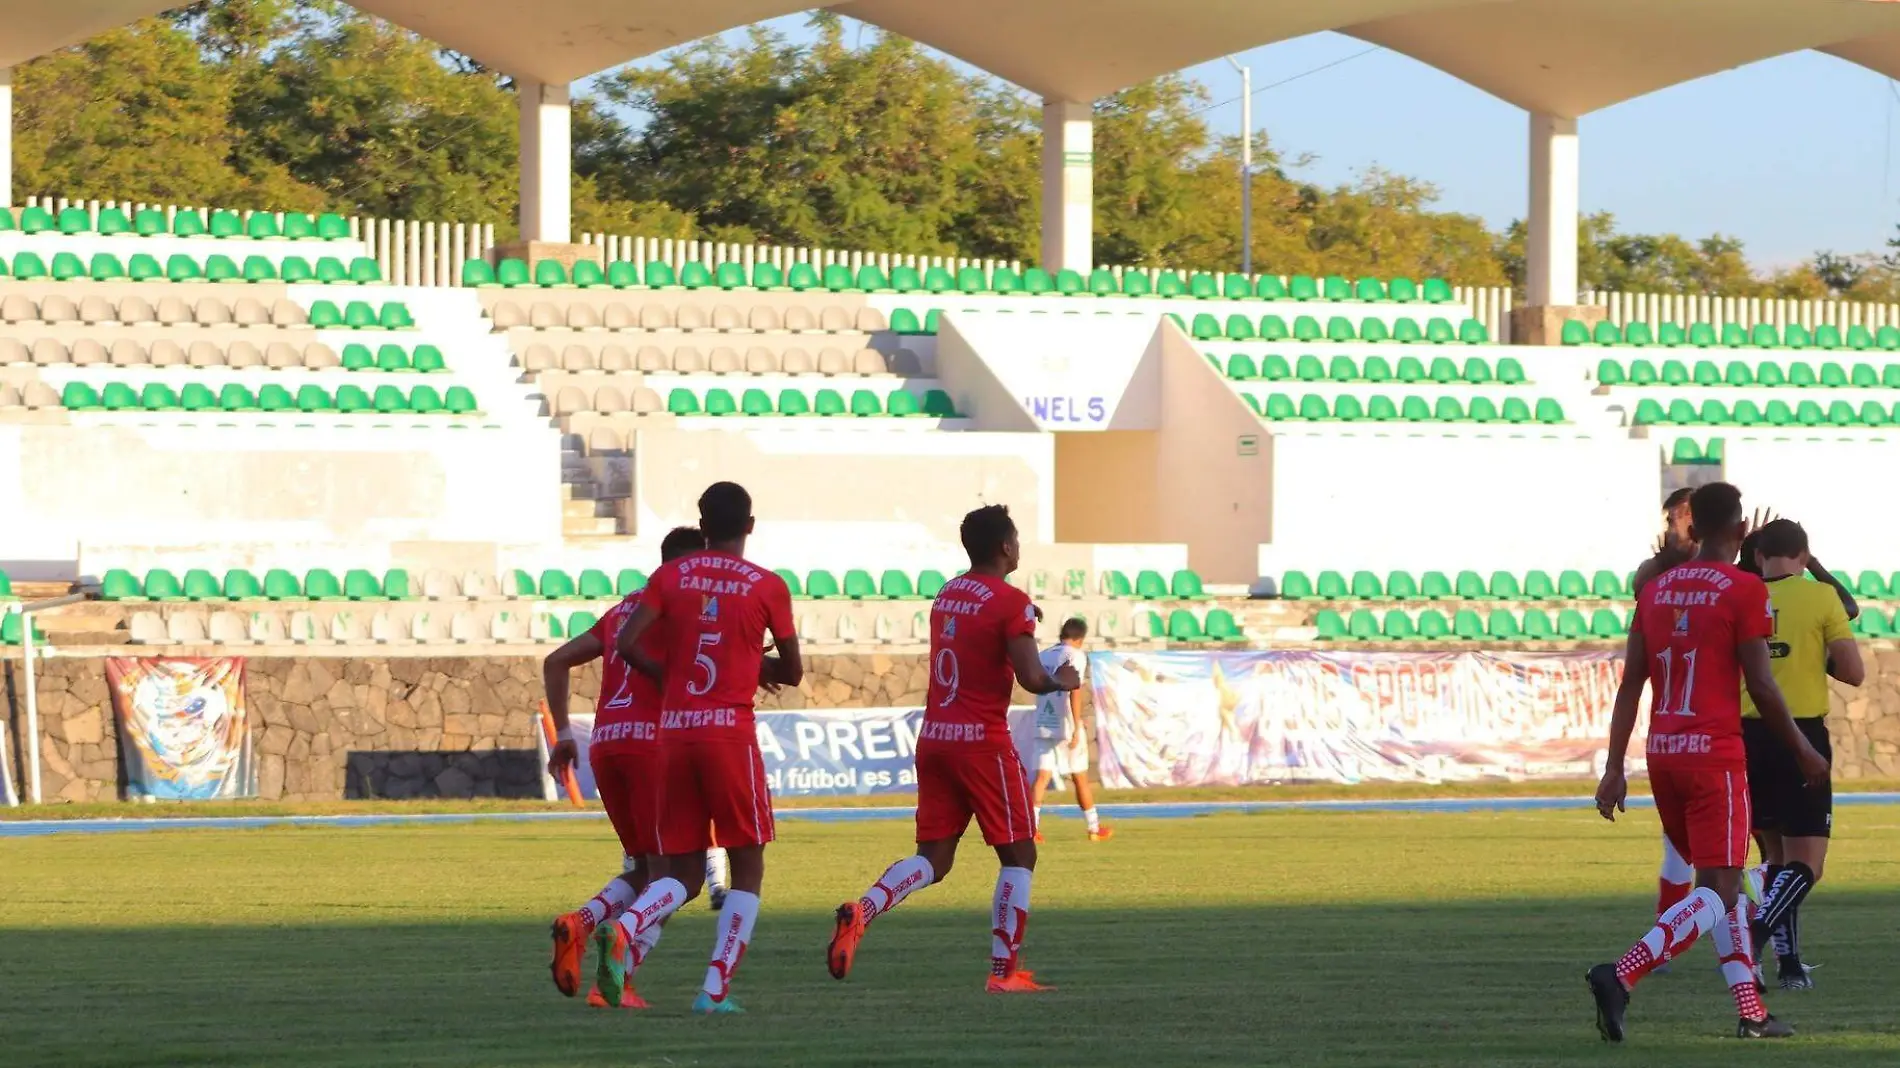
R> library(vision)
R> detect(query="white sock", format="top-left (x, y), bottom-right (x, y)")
top-left (859, 855), bottom-right (935, 923)
top-left (1033, 806), bottom-right (1042, 826)
top-left (706, 847), bottom-right (730, 890)
top-left (581, 876), bottom-right (637, 929)
top-left (991, 867), bottom-right (1033, 976)
top-left (1715, 900), bottom-right (1768, 1020)
top-left (631, 917), bottom-right (664, 968)
top-left (616, 876), bottom-right (688, 943)
top-left (1083, 807), bottom-right (1100, 833)
top-left (702, 889), bottom-right (760, 1002)
top-left (622, 853), bottom-right (639, 874)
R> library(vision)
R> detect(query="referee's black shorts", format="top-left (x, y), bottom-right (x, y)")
top-left (1742, 717), bottom-right (1833, 839)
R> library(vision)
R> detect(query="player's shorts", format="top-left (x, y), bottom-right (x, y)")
top-left (589, 741), bottom-right (664, 858)
top-left (916, 743), bottom-right (1036, 846)
top-left (655, 739), bottom-right (774, 854)
top-left (1033, 735), bottom-right (1088, 776)
top-left (1649, 764), bottom-right (1752, 869)
top-left (1743, 717), bottom-right (1833, 839)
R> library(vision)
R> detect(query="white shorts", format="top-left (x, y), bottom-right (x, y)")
top-left (1035, 737), bottom-right (1088, 776)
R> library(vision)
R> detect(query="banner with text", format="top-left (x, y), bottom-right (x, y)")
top-left (1090, 649), bottom-right (1636, 788)
top-left (107, 657), bottom-right (256, 800)
top-left (566, 706), bottom-right (1036, 800)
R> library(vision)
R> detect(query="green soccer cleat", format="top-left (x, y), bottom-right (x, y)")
top-left (592, 921), bottom-right (636, 1008)
top-left (692, 991), bottom-right (745, 1015)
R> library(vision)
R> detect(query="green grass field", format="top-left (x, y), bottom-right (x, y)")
top-left (4, 807), bottom-right (1899, 1067)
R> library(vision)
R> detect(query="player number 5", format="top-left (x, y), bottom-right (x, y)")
top-left (688, 632), bottom-right (721, 696)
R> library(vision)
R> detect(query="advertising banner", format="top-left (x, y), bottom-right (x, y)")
top-left (1090, 649), bottom-right (1634, 788)
top-left (106, 657), bottom-right (256, 800)
top-left (567, 706), bottom-right (1036, 800)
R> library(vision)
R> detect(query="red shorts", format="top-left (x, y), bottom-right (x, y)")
top-left (915, 744), bottom-right (1036, 846)
top-left (1650, 764), bottom-right (1751, 869)
top-left (590, 742), bottom-right (663, 858)
top-left (655, 739), bottom-right (774, 854)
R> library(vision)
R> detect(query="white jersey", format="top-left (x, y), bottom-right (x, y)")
top-left (1034, 644), bottom-right (1087, 740)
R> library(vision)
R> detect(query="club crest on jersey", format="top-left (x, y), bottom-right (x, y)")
top-left (1672, 608), bottom-right (1690, 636)
top-left (940, 615), bottom-right (957, 639)
top-left (700, 595), bottom-right (720, 623)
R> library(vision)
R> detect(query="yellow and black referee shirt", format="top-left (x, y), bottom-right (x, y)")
top-left (1741, 575), bottom-right (1852, 721)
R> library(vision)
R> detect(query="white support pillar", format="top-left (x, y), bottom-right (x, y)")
top-left (1040, 99), bottom-right (1093, 275)
top-left (517, 79), bottom-right (572, 245)
top-left (1526, 111), bottom-right (1579, 308)
top-left (0, 68), bottom-right (13, 209)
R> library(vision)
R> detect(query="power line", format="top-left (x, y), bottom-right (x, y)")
top-left (1189, 46), bottom-right (1385, 118)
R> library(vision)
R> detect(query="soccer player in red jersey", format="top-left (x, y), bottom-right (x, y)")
top-left (1587, 482), bottom-right (1829, 1042)
top-left (600, 481), bottom-right (800, 1015)
top-left (543, 525), bottom-right (705, 1008)
top-left (826, 504), bottom-right (1082, 993)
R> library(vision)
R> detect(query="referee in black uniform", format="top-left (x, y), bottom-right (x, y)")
top-left (1738, 519), bottom-right (1863, 990)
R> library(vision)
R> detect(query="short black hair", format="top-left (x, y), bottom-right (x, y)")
top-left (1755, 518), bottom-right (1808, 561)
top-left (959, 504), bottom-right (1016, 565)
top-left (660, 526), bottom-right (705, 561)
top-left (1737, 530), bottom-right (1764, 576)
top-left (1060, 616), bottom-right (1088, 641)
top-left (697, 481), bottom-right (752, 542)
top-left (1688, 481), bottom-right (1743, 536)
top-left (1663, 487), bottom-right (1694, 512)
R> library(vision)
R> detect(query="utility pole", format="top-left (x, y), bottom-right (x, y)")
top-left (1226, 56), bottom-right (1253, 276)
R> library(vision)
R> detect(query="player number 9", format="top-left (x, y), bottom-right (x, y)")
top-left (932, 648), bottom-right (960, 708)
top-left (688, 631), bottom-right (722, 696)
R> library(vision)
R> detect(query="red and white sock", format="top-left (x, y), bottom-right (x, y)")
top-left (1616, 886), bottom-right (1722, 989)
top-left (1715, 899), bottom-right (1767, 1021)
top-left (859, 855), bottom-right (934, 924)
top-left (990, 867), bottom-right (1033, 977)
top-left (616, 876), bottom-right (687, 944)
top-left (580, 876), bottom-right (637, 931)
top-left (702, 890), bottom-right (760, 1002)
top-left (1656, 836), bottom-right (1692, 918)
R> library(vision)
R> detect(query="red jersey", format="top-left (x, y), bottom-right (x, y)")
top-left (920, 573), bottom-right (1037, 752)
top-left (642, 550), bottom-right (794, 742)
top-left (589, 592), bottom-right (662, 745)
top-left (1635, 561), bottom-right (1772, 770)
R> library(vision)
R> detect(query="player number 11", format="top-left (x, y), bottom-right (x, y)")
top-left (1653, 647), bottom-right (1698, 716)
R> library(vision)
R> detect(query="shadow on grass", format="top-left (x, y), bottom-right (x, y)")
top-left (4, 893), bottom-right (1899, 1068)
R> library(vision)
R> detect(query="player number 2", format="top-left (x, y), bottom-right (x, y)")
top-left (688, 632), bottom-right (721, 696)
top-left (1653, 648), bottom-right (1698, 716)
top-left (932, 648), bottom-right (960, 708)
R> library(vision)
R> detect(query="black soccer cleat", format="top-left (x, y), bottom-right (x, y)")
top-left (1737, 1015), bottom-right (1796, 1039)
top-left (1778, 959), bottom-right (1815, 991)
top-left (1587, 963), bottom-right (1629, 1042)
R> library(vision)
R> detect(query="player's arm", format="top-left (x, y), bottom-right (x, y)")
top-left (1631, 556), bottom-right (1663, 599)
top-left (1009, 634), bottom-right (1079, 694)
top-left (615, 599), bottom-right (666, 682)
top-left (758, 580), bottom-right (803, 689)
top-left (1806, 554), bottom-right (1858, 620)
top-left (541, 631), bottom-right (602, 772)
top-left (1596, 628), bottom-right (1647, 821)
top-left (1739, 638), bottom-right (1829, 783)
top-left (1821, 594), bottom-right (1864, 686)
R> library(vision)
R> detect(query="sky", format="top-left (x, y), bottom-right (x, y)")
top-left (592, 15), bottom-right (1900, 270)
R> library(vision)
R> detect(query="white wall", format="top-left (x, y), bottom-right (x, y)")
top-left (1723, 439), bottom-right (1896, 568)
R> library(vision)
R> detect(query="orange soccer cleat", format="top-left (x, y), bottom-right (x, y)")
top-left (586, 984), bottom-right (652, 1009)
top-left (987, 968), bottom-right (1056, 994)
top-left (827, 900), bottom-right (869, 980)
top-left (548, 911), bottom-right (590, 997)
top-left (1088, 826), bottom-right (1114, 842)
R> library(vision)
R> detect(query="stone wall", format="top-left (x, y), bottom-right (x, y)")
top-left (5, 645), bottom-right (1900, 802)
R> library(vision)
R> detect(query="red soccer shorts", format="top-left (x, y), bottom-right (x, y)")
top-left (915, 743), bottom-right (1036, 847)
top-left (655, 739), bottom-right (775, 854)
top-left (1650, 765), bottom-right (1752, 869)
top-left (589, 741), bottom-right (663, 858)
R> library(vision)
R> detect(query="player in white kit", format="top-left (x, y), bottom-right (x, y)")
top-left (1029, 617), bottom-right (1111, 842)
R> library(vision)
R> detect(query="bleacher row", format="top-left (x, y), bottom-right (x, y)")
top-left (0, 250), bottom-right (381, 284)
top-left (0, 339), bottom-right (445, 371)
top-left (1566, 319), bottom-right (1900, 351)
top-left (0, 205), bottom-right (356, 240)
top-left (520, 342), bottom-right (912, 376)
top-left (0, 293), bottom-right (415, 329)
top-left (489, 299), bottom-right (888, 334)
top-left (1316, 604), bottom-right (1900, 642)
top-left (1595, 357), bottom-right (1900, 389)
top-left (1239, 392), bottom-right (1566, 425)
top-left (1216, 352), bottom-right (1527, 384)
top-left (465, 257), bottom-right (1462, 303)
top-left (7, 381), bottom-right (479, 415)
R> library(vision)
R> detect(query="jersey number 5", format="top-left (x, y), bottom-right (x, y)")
top-left (1653, 648), bottom-right (1698, 717)
top-left (688, 632), bottom-right (721, 697)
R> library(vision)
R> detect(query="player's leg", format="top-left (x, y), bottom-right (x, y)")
top-left (1656, 833), bottom-right (1692, 918)
top-left (587, 747), bottom-right (670, 1008)
top-left (967, 748), bottom-right (1047, 992)
top-left (705, 831), bottom-right (730, 911)
top-left (1586, 771), bottom-right (1722, 1041)
top-left (1069, 746), bottom-right (1111, 841)
top-left (1693, 770), bottom-right (1792, 1037)
top-left (1754, 722), bottom-right (1830, 990)
top-left (829, 746), bottom-right (965, 981)
top-left (550, 747), bottom-right (644, 998)
top-left (693, 740), bottom-right (774, 1013)
top-left (1030, 758), bottom-right (1054, 843)
top-left (601, 749), bottom-right (708, 1002)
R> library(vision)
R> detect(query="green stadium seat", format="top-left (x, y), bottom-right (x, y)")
top-left (295, 384), bottom-right (333, 413)
top-left (1315, 571), bottom-right (1349, 599)
top-left (10, 251), bottom-right (45, 280)
top-left (1391, 317), bottom-right (1424, 344)
top-left (1591, 571), bottom-right (1625, 600)
top-left (1522, 570), bottom-right (1555, 601)
top-left (701, 388), bottom-right (736, 417)
top-left (922, 390), bottom-right (959, 418)
top-left (1313, 610), bottom-right (1347, 641)
top-left (1170, 570), bottom-right (1207, 600)
top-left (1346, 609), bottom-right (1382, 642)
top-left (1225, 353), bottom-right (1259, 380)
top-left (59, 382), bottom-right (101, 410)
top-left (1882, 326), bottom-right (1900, 350)
top-left (1828, 400), bottom-right (1858, 427)
top-left (1455, 570), bottom-right (1489, 600)
top-left (916, 570), bottom-right (947, 599)
top-left (1363, 355), bottom-right (1393, 382)
top-left (1488, 571), bottom-right (1522, 599)
top-left (1203, 608), bottom-right (1243, 642)
top-left (1257, 353), bottom-right (1290, 381)
top-left (1385, 571), bottom-right (1419, 600)
top-left (1848, 325), bottom-right (1876, 350)
top-left (1279, 571), bottom-right (1315, 600)
top-left (181, 569), bottom-right (221, 601)
top-left (335, 385), bottom-right (370, 413)
top-left (1416, 571), bottom-right (1451, 600)
top-left (1326, 316), bottom-right (1355, 342)
top-left (1292, 355), bottom-right (1324, 383)
top-left (1862, 401), bottom-right (1891, 427)
top-left (1191, 314), bottom-right (1221, 340)
top-left (1815, 325), bottom-right (1843, 350)
top-left (203, 254), bottom-right (240, 283)
top-left (842, 569), bottom-right (880, 600)
top-left (1731, 399), bottom-right (1762, 426)
top-left (1350, 570), bottom-right (1385, 601)
top-left (879, 570), bottom-right (917, 599)
top-left (1501, 397), bottom-right (1532, 424)
top-left (741, 389), bottom-right (775, 417)
top-left (1785, 324), bottom-right (1813, 350)
top-left (100, 569), bottom-right (143, 601)
top-left (1467, 397), bottom-right (1499, 423)
top-left (1535, 399), bottom-right (1565, 424)
top-left (533, 260), bottom-right (569, 287)
top-left (48, 251), bottom-right (85, 281)
top-left (1415, 609), bottom-right (1450, 640)
top-left (140, 383), bottom-right (182, 411)
top-left (1555, 570), bottom-right (1589, 599)
top-left (1556, 609), bottom-right (1589, 639)
top-left (1671, 438), bottom-right (1705, 464)
top-left (777, 389), bottom-right (811, 416)
top-left (613, 569), bottom-right (649, 596)
top-left (806, 570), bottom-right (843, 599)
top-left (1327, 356), bottom-right (1358, 383)
top-left (1722, 323), bottom-right (1749, 348)
top-left (1131, 570), bottom-right (1168, 600)
top-left (1333, 394), bottom-right (1366, 422)
top-left (1451, 609), bottom-right (1485, 640)
top-left (180, 383), bottom-right (218, 412)
top-left (371, 385), bottom-right (408, 413)
top-left (143, 569), bottom-right (186, 602)
top-left (256, 569), bottom-right (298, 601)
top-left (667, 389), bottom-right (700, 415)
top-left (1487, 610), bottom-right (1522, 640)
top-left (1394, 356), bottom-right (1425, 383)
top-left (1298, 394), bottom-right (1330, 420)
top-left (1590, 609), bottom-right (1625, 638)
top-left (680, 262), bottom-right (714, 289)
top-left (647, 261), bottom-right (680, 288)
top-left (101, 383), bottom-right (140, 411)
top-left (1399, 396), bottom-right (1432, 422)
top-left (1859, 608), bottom-right (1893, 638)
top-left (1787, 361), bottom-right (1817, 388)
top-left (1359, 318), bottom-right (1389, 343)
top-left (1852, 363), bottom-right (1879, 388)
top-left (309, 257), bottom-right (343, 284)
top-left (409, 385), bottom-right (445, 414)
top-left (1521, 610), bottom-right (1555, 640)
top-left (1287, 275), bottom-right (1318, 301)
top-left (340, 569), bottom-right (384, 601)
top-left (1624, 321), bottom-right (1655, 347)
top-left (814, 389), bottom-right (848, 417)
top-left (1432, 397), bottom-right (1465, 422)
top-left (1224, 314), bottom-right (1256, 341)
